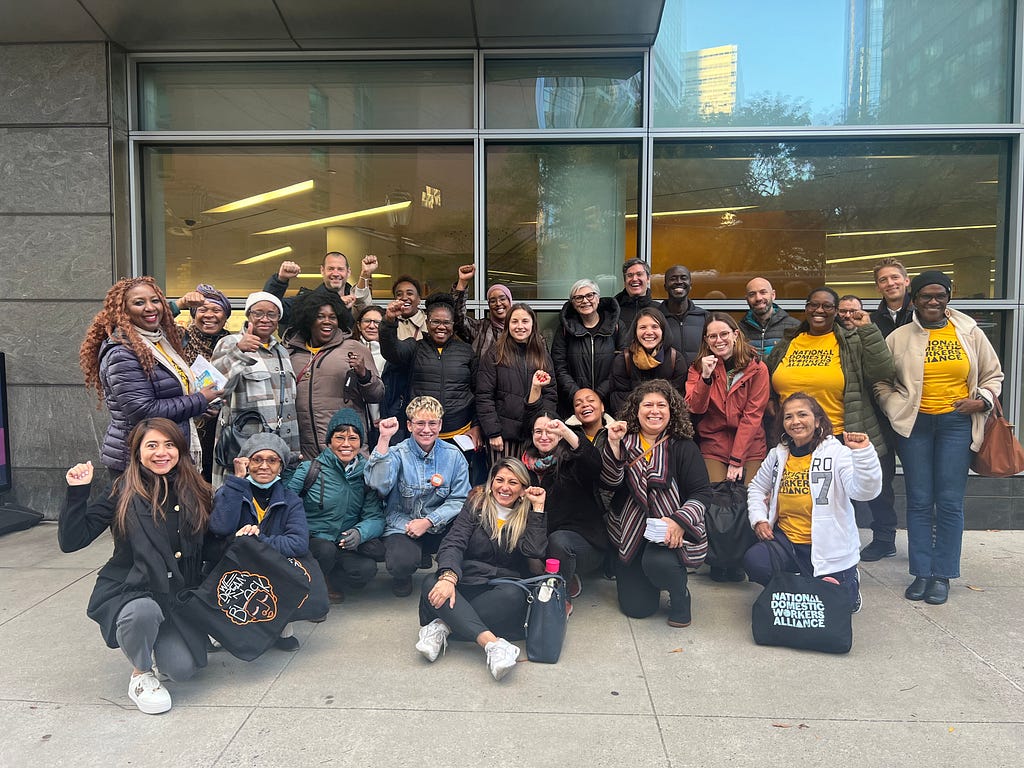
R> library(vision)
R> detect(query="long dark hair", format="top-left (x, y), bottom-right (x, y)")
top-left (627, 306), bottom-right (669, 357)
top-left (494, 303), bottom-right (551, 372)
top-left (618, 379), bottom-right (694, 440)
top-left (111, 418), bottom-right (211, 538)
top-left (777, 392), bottom-right (833, 451)
top-left (692, 312), bottom-right (757, 371)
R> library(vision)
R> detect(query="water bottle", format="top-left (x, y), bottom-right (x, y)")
top-left (538, 558), bottom-right (560, 602)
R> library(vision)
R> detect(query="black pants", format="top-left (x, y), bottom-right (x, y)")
top-left (614, 542), bottom-right (688, 619)
top-left (382, 532), bottom-right (445, 579)
top-left (308, 537), bottom-right (378, 590)
top-left (547, 530), bottom-right (604, 588)
top-left (418, 573), bottom-right (528, 642)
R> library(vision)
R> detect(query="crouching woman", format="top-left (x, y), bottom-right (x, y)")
top-left (415, 458), bottom-right (548, 681)
top-left (59, 418), bottom-right (211, 714)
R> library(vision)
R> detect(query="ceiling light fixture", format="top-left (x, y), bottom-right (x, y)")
top-left (203, 180), bottom-right (315, 214)
top-left (825, 248), bottom-right (943, 265)
top-left (827, 224), bottom-right (995, 238)
top-left (255, 200), bottom-right (413, 235)
top-left (234, 245), bottom-right (293, 266)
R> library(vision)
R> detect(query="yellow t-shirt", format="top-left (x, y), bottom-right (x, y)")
top-left (777, 453), bottom-right (812, 544)
top-left (772, 333), bottom-right (846, 433)
top-left (252, 498), bottom-right (268, 524)
top-left (919, 324), bottom-right (970, 415)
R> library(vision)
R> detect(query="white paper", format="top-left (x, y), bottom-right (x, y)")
top-left (644, 518), bottom-right (668, 544)
top-left (451, 433), bottom-right (476, 452)
top-left (190, 355), bottom-right (227, 389)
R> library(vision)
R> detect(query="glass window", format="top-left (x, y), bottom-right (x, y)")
top-left (650, 139), bottom-right (1009, 300)
top-left (652, 0), bottom-right (1012, 127)
top-left (138, 60), bottom-right (474, 131)
top-left (485, 143), bottom-right (640, 301)
top-left (485, 58), bottom-right (643, 129)
top-left (141, 144), bottom-right (474, 299)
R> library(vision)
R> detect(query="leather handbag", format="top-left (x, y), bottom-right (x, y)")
top-left (489, 573), bottom-right (568, 663)
top-left (177, 535), bottom-right (311, 661)
top-left (213, 408), bottom-right (272, 469)
top-left (970, 399), bottom-right (1024, 478)
top-left (704, 480), bottom-right (756, 567)
top-left (751, 545), bottom-right (853, 654)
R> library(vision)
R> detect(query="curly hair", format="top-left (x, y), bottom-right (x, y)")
top-left (80, 277), bottom-right (184, 405)
top-left (617, 378), bottom-right (694, 440)
top-left (424, 292), bottom-right (455, 319)
top-left (290, 290), bottom-right (346, 341)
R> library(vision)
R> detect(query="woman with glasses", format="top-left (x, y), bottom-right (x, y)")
top-left (552, 278), bottom-right (624, 417)
top-left (283, 292), bottom-right (383, 460)
top-left (765, 287), bottom-right (893, 460)
top-left (875, 271), bottom-right (1002, 605)
top-left (353, 304), bottom-right (387, 445)
top-left (380, 293), bottom-right (484, 480)
top-left (211, 292), bottom-right (299, 487)
top-left (450, 263), bottom-right (514, 361)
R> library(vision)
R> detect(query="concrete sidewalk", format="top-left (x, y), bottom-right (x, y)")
top-left (1, 523), bottom-right (1022, 768)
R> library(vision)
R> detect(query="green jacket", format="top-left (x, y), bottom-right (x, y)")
top-left (766, 324), bottom-right (895, 456)
top-left (287, 451), bottom-right (384, 544)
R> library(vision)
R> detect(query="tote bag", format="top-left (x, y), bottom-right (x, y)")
top-left (751, 546), bottom-right (853, 654)
top-left (489, 574), bottom-right (568, 663)
top-left (970, 399), bottom-right (1024, 478)
top-left (704, 480), bottom-right (756, 567)
top-left (178, 535), bottom-right (311, 661)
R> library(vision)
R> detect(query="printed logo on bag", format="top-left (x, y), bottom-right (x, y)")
top-left (286, 558), bottom-right (311, 610)
top-left (770, 591), bottom-right (826, 629)
top-left (217, 570), bottom-right (278, 625)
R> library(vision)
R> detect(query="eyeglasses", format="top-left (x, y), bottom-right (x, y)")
top-left (427, 319), bottom-right (453, 327)
top-left (705, 331), bottom-right (734, 341)
top-left (917, 292), bottom-right (949, 304)
top-left (571, 291), bottom-right (598, 305)
top-left (837, 308), bottom-right (860, 316)
top-left (410, 420), bottom-right (442, 429)
top-left (249, 456), bottom-right (282, 467)
top-left (249, 310), bottom-right (280, 321)
top-left (805, 301), bottom-right (836, 311)
top-left (360, 318), bottom-right (381, 326)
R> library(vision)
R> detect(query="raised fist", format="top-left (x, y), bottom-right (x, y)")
top-left (607, 420), bottom-right (628, 443)
top-left (378, 417), bottom-right (400, 440)
top-left (66, 461), bottom-right (94, 486)
top-left (277, 261), bottom-right (301, 280)
top-left (524, 485), bottom-right (547, 511)
top-left (361, 254), bottom-right (378, 278)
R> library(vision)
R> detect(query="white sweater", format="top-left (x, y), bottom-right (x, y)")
top-left (747, 436), bottom-right (881, 576)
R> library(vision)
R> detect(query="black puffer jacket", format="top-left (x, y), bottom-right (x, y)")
top-left (529, 439), bottom-right (608, 552)
top-left (476, 343), bottom-right (558, 442)
top-left (659, 299), bottom-right (708, 364)
top-left (551, 297), bottom-right (623, 414)
top-left (98, 339), bottom-right (209, 472)
top-left (379, 319), bottom-right (478, 433)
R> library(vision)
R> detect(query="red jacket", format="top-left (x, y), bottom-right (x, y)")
top-left (685, 358), bottom-right (770, 467)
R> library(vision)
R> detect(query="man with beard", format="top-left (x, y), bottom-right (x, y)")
top-left (659, 265), bottom-right (707, 365)
top-left (740, 277), bottom-right (800, 358)
top-left (614, 258), bottom-right (656, 333)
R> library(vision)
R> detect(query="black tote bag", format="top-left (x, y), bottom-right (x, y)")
top-left (178, 535), bottom-right (311, 661)
top-left (287, 550), bottom-right (330, 622)
top-left (489, 574), bottom-right (568, 663)
top-left (751, 546), bottom-right (853, 654)
top-left (704, 480), bottom-right (756, 567)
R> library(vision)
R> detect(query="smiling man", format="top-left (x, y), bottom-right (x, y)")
top-left (740, 277), bottom-right (800, 357)
top-left (614, 258), bottom-right (657, 332)
top-left (263, 251), bottom-right (370, 332)
top-left (659, 265), bottom-right (708, 364)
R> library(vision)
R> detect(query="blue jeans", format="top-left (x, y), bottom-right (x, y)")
top-left (897, 410), bottom-right (973, 579)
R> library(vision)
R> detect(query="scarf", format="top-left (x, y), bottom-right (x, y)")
top-left (182, 323), bottom-right (229, 366)
top-left (632, 346), bottom-right (663, 371)
top-left (521, 451), bottom-right (557, 474)
top-left (136, 328), bottom-right (203, 468)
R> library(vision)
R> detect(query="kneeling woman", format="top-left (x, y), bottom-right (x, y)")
top-left (601, 379), bottom-right (711, 628)
top-left (59, 418), bottom-right (212, 715)
top-left (416, 458), bottom-right (547, 681)
top-left (744, 392), bottom-right (881, 612)
top-left (210, 432), bottom-right (311, 650)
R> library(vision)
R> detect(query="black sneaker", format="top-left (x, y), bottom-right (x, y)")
top-left (392, 576), bottom-right (414, 597)
top-left (860, 540), bottom-right (897, 561)
top-left (274, 635), bottom-right (300, 652)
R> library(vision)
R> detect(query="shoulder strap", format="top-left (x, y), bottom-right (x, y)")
top-left (298, 460), bottom-right (322, 499)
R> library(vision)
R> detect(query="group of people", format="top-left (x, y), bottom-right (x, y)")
top-left (60, 251), bottom-right (1003, 713)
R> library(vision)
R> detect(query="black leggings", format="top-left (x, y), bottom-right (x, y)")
top-left (614, 542), bottom-right (688, 619)
top-left (308, 537), bottom-right (378, 590)
top-left (418, 573), bottom-right (528, 642)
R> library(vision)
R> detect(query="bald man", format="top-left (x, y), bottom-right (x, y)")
top-left (739, 277), bottom-right (799, 357)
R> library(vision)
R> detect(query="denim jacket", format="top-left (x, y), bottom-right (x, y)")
top-left (364, 438), bottom-right (471, 537)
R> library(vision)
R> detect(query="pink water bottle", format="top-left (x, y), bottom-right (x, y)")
top-left (544, 558), bottom-right (560, 574)
top-left (540, 558), bottom-right (560, 601)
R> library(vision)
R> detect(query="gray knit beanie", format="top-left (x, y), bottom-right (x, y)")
top-left (238, 432), bottom-right (291, 461)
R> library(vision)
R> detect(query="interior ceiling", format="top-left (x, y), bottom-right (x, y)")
top-left (0, 0), bottom-right (666, 50)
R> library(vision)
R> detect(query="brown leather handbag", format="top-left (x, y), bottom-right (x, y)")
top-left (970, 399), bottom-right (1024, 478)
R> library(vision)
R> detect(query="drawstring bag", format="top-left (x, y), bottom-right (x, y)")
top-left (488, 574), bottom-right (568, 663)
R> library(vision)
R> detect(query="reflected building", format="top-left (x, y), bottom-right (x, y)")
top-left (682, 44), bottom-right (740, 117)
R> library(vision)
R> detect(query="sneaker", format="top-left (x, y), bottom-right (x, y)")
top-left (484, 638), bottom-right (520, 681)
top-left (128, 671), bottom-right (171, 715)
top-left (852, 588), bottom-right (863, 614)
top-left (860, 539), bottom-right (897, 562)
top-left (568, 574), bottom-right (583, 600)
top-left (415, 619), bottom-right (451, 662)
top-left (274, 635), bottom-right (300, 652)
top-left (392, 577), bottom-right (414, 597)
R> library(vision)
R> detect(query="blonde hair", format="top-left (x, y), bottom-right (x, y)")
top-left (405, 396), bottom-right (444, 420)
top-left (476, 458), bottom-right (532, 552)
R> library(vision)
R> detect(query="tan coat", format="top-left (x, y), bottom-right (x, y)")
top-left (873, 307), bottom-right (1002, 451)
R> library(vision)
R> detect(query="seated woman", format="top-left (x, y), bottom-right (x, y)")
top-left (743, 392), bottom-right (882, 613)
top-left (287, 408), bottom-right (384, 602)
top-left (283, 291), bottom-right (383, 460)
top-left (601, 379), bottom-right (711, 628)
top-left (523, 413), bottom-right (607, 603)
top-left (607, 307), bottom-right (687, 416)
top-left (209, 432), bottom-right (312, 650)
top-left (416, 459), bottom-right (548, 681)
top-left (59, 418), bottom-right (212, 715)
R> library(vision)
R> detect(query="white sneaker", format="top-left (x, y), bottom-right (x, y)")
top-left (415, 619), bottom-right (451, 662)
top-left (128, 671), bottom-right (171, 714)
top-left (484, 638), bottom-right (520, 681)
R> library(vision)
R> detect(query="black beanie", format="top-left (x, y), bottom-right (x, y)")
top-left (909, 270), bottom-right (952, 299)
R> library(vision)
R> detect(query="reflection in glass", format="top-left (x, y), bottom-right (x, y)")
top-left (138, 60), bottom-right (474, 131)
top-left (485, 58), bottom-right (643, 129)
top-left (650, 140), bottom-right (1009, 300)
top-left (652, 0), bottom-right (1012, 127)
top-left (142, 145), bottom-right (473, 298)
top-left (486, 144), bottom-right (640, 300)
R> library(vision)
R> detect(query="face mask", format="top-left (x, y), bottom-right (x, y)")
top-left (248, 475), bottom-right (278, 490)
